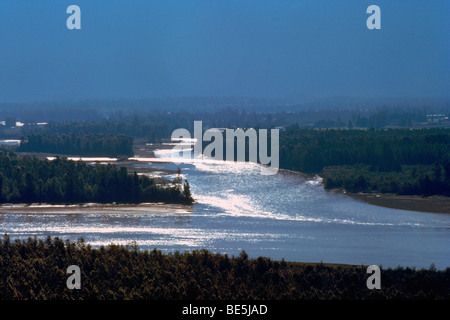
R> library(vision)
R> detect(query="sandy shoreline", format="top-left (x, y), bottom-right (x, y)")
top-left (342, 191), bottom-right (450, 214)
top-left (278, 170), bottom-right (450, 214)
top-left (0, 202), bottom-right (194, 214)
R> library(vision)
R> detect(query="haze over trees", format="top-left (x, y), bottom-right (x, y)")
top-left (18, 133), bottom-right (134, 157)
top-left (2, 99), bottom-right (449, 141)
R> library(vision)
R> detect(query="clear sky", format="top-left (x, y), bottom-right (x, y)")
top-left (0, 0), bottom-right (448, 103)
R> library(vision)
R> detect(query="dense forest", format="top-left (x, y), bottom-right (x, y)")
top-left (0, 235), bottom-right (448, 300)
top-left (0, 151), bottom-right (193, 204)
top-left (321, 163), bottom-right (450, 196)
top-left (18, 133), bottom-right (134, 157)
top-left (279, 128), bottom-right (450, 195)
top-left (21, 120), bottom-right (171, 143)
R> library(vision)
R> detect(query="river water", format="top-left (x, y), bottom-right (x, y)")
top-left (1, 149), bottom-right (449, 269)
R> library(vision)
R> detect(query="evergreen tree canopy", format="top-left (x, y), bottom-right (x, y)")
top-left (0, 151), bottom-right (193, 204)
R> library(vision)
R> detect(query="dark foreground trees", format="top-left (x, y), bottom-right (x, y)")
top-left (0, 235), bottom-right (448, 300)
top-left (0, 151), bottom-right (193, 205)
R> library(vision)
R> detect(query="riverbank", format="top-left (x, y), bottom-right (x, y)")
top-left (0, 202), bottom-right (194, 214)
top-left (283, 166), bottom-right (450, 214)
top-left (340, 191), bottom-right (450, 214)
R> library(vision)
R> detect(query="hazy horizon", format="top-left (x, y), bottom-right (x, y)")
top-left (0, 0), bottom-right (448, 103)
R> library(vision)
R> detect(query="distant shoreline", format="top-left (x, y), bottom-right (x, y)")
top-left (0, 202), bottom-right (194, 214)
top-left (338, 191), bottom-right (450, 214)
top-left (279, 168), bottom-right (450, 214)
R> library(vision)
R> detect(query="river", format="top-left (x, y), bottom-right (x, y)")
top-left (1, 148), bottom-right (449, 269)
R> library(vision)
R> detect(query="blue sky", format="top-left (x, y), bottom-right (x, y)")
top-left (0, 0), bottom-right (448, 102)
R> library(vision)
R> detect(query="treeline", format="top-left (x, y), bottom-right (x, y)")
top-left (314, 106), bottom-right (431, 129)
top-left (322, 163), bottom-right (450, 196)
top-left (279, 128), bottom-right (450, 195)
top-left (0, 235), bottom-right (448, 300)
top-left (22, 120), bottom-right (171, 143)
top-left (0, 151), bottom-right (193, 204)
top-left (18, 133), bottom-right (134, 157)
top-left (14, 104), bottom-right (450, 143)
top-left (4, 98), bottom-right (449, 129)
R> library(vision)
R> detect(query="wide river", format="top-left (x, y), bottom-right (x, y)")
top-left (1, 149), bottom-right (449, 269)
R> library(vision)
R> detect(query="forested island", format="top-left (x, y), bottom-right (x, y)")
top-left (0, 151), bottom-right (193, 205)
top-left (1, 235), bottom-right (448, 300)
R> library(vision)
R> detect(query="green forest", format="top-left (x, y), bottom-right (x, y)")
top-left (0, 235), bottom-right (448, 300)
top-left (279, 128), bottom-right (450, 195)
top-left (0, 151), bottom-right (193, 205)
top-left (18, 133), bottom-right (134, 157)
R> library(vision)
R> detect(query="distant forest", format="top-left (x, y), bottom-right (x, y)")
top-left (0, 151), bottom-right (193, 204)
top-left (21, 120), bottom-right (171, 143)
top-left (2, 102), bottom-right (450, 140)
top-left (279, 128), bottom-right (450, 196)
top-left (18, 133), bottom-right (134, 157)
top-left (0, 96), bottom-right (448, 126)
top-left (1, 235), bottom-right (448, 300)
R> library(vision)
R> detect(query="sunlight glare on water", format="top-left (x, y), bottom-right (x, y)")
top-left (1, 149), bottom-right (449, 269)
